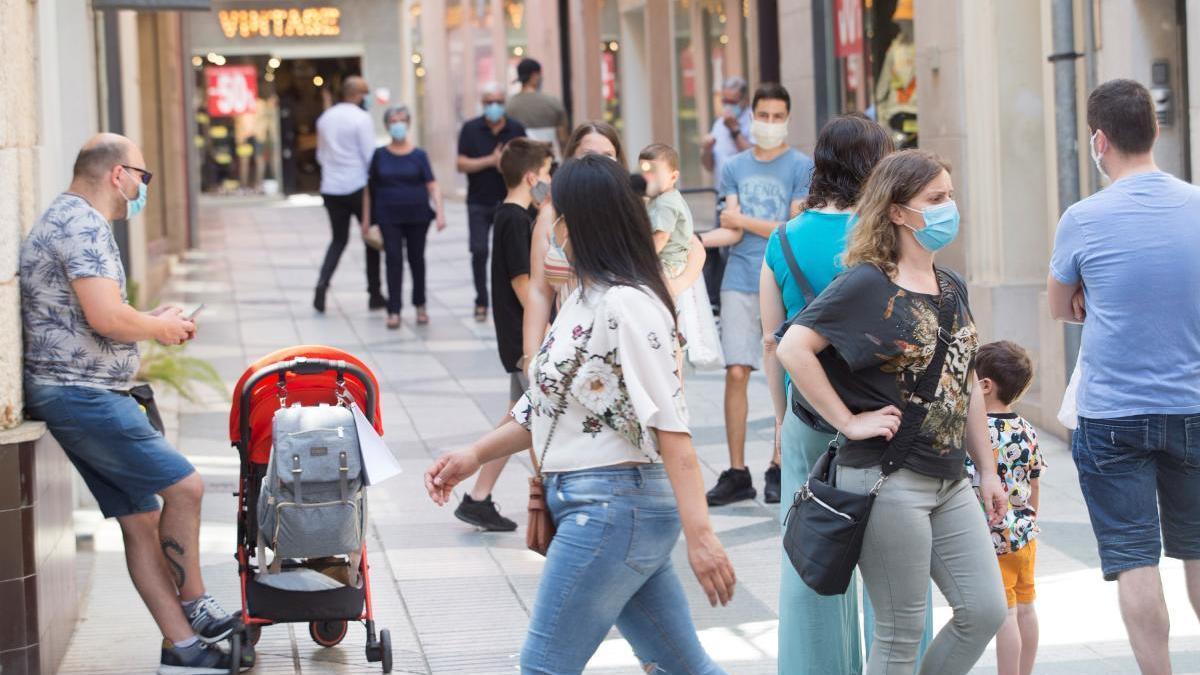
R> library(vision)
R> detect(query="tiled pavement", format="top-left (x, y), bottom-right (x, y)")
top-left (58, 196), bottom-right (1200, 674)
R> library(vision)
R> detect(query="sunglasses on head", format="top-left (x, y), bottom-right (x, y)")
top-left (121, 165), bottom-right (153, 186)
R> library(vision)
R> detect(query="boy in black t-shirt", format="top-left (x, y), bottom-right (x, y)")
top-left (454, 137), bottom-right (554, 532)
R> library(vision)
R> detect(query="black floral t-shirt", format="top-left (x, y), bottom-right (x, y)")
top-left (791, 264), bottom-right (979, 479)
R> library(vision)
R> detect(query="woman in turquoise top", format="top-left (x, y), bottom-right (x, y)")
top-left (761, 115), bottom-right (934, 673)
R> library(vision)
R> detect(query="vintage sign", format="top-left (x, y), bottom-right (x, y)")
top-left (217, 7), bottom-right (341, 38)
top-left (206, 65), bottom-right (258, 117)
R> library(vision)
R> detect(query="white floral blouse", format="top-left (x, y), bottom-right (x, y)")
top-left (511, 284), bottom-right (690, 473)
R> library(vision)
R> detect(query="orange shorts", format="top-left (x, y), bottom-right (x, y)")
top-left (997, 539), bottom-right (1037, 607)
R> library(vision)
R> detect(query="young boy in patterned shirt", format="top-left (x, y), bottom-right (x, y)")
top-left (966, 340), bottom-right (1044, 675)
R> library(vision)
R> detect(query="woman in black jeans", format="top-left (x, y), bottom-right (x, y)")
top-left (365, 105), bottom-right (446, 329)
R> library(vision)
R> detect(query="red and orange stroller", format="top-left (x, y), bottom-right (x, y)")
top-left (228, 346), bottom-right (393, 673)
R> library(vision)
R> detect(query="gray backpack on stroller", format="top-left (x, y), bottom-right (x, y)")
top-left (257, 403), bottom-right (364, 561)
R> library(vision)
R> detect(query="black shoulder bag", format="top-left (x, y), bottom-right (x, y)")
top-left (775, 223), bottom-right (837, 434)
top-left (782, 269), bottom-right (956, 596)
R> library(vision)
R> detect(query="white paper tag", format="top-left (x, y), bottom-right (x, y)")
top-left (352, 403), bottom-right (402, 485)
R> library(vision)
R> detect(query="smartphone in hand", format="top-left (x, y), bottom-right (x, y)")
top-left (187, 303), bottom-right (206, 321)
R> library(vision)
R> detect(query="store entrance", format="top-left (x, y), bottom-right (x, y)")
top-left (193, 54), bottom-right (362, 196)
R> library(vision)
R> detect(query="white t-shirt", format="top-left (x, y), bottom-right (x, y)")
top-left (316, 102), bottom-right (375, 195)
top-left (512, 284), bottom-right (689, 473)
top-left (709, 107), bottom-right (754, 183)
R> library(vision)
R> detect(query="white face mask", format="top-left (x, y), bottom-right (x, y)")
top-left (1089, 130), bottom-right (1109, 182)
top-left (751, 119), bottom-right (789, 150)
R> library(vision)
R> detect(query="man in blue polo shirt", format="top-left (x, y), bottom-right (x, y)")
top-left (1049, 78), bottom-right (1200, 674)
top-left (457, 83), bottom-right (526, 322)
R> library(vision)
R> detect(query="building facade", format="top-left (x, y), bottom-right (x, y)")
top-left (3, 1), bottom-right (204, 672)
top-left (781, 0), bottom-right (1198, 433)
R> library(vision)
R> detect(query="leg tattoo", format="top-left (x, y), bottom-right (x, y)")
top-left (161, 537), bottom-right (186, 590)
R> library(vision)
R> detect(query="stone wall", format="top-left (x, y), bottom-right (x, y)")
top-left (0, 0), bottom-right (44, 430)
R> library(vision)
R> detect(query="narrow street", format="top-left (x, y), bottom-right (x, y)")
top-left (57, 196), bottom-right (1200, 675)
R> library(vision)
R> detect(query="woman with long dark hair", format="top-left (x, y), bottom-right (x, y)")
top-left (425, 154), bottom-right (735, 674)
top-left (762, 114), bottom-right (893, 673)
top-left (777, 150), bottom-right (1008, 674)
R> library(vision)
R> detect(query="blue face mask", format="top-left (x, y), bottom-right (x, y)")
top-left (901, 200), bottom-right (959, 252)
top-left (122, 169), bottom-right (148, 219)
top-left (483, 102), bottom-right (506, 123)
top-left (723, 103), bottom-right (743, 119)
top-left (388, 121), bottom-right (408, 141)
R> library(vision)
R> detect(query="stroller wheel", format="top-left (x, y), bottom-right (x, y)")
top-left (309, 620), bottom-right (348, 647)
top-left (247, 624), bottom-right (262, 646)
top-left (380, 629), bottom-right (392, 673)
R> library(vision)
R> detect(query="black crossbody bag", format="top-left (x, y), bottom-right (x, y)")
top-left (782, 269), bottom-right (956, 596)
top-left (775, 223), bottom-right (838, 434)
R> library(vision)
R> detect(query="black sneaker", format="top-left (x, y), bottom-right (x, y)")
top-left (185, 595), bottom-right (240, 644)
top-left (764, 463), bottom-right (782, 504)
top-left (454, 494), bottom-right (518, 532)
top-left (158, 640), bottom-right (238, 675)
top-left (369, 293), bottom-right (388, 310)
top-left (313, 286), bottom-right (327, 313)
top-left (706, 468), bottom-right (756, 506)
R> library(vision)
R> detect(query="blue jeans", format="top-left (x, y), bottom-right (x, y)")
top-left (521, 464), bottom-right (724, 675)
top-left (1074, 414), bottom-right (1200, 580)
top-left (24, 382), bottom-right (195, 518)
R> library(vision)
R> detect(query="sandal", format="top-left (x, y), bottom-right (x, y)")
top-left (386, 314), bottom-right (401, 330)
top-left (415, 306), bottom-right (430, 325)
top-left (474, 306), bottom-right (488, 323)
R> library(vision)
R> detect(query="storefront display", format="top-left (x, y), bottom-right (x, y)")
top-left (825, 0), bottom-right (918, 148)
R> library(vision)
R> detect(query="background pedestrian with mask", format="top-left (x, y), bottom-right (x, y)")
top-left (1048, 79), bottom-right (1200, 675)
top-left (365, 105), bottom-right (446, 329)
top-left (698, 83), bottom-right (813, 507)
top-left (457, 82), bottom-right (527, 322)
top-left (778, 150), bottom-right (1008, 675)
top-left (314, 75), bottom-right (384, 313)
top-left (701, 76), bottom-right (753, 181)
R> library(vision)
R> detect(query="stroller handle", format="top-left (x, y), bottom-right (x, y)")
top-left (237, 357), bottom-right (378, 451)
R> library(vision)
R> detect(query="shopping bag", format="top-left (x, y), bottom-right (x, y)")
top-left (677, 274), bottom-right (725, 371)
top-left (352, 403), bottom-right (402, 485)
top-left (1057, 352), bottom-right (1082, 430)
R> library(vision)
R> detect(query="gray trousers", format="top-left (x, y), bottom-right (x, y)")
top-left (837, 465), bottom-right (1007, 675)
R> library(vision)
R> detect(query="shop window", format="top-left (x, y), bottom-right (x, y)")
top-left (828, 0), bottom-right (916, 148)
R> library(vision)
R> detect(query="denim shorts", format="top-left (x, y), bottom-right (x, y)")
top-left (1073, 414), bottom-right (1200, 580)
top-left (24, 382), bottom-right (195, 518)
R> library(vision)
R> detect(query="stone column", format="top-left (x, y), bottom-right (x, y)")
top-left (568, 0), bottom-right (603, 122)
top-left (777, 0), bottom-right (818, 153)
top-left (420, 0), bottom-right (458, 189)
top-left (915, 0), bottom-right (1065, 430)
top-left (0, 0), bottom-right (42, 430)
top-left (645, 0), bottom-right (675, 146)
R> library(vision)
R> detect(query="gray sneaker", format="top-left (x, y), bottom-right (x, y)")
top-left (157, 640), bottom-right (235, 675)
top-left (186, 595), bottom-right (240, 644)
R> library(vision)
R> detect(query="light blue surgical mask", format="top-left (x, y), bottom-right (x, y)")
top-left (122, 169), bottom-right (148, 219)
top-left (901, 200), bottom-right (959, 252)
top-left (723, 103), bottom-right (744, 119)
top-left (388, 121), bottom-right (409, 141)
top-left (483, 102), bottom-right (506, 123)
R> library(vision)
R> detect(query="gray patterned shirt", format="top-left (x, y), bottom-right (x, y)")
top-left (20, 193), bottom-right (140, 389)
